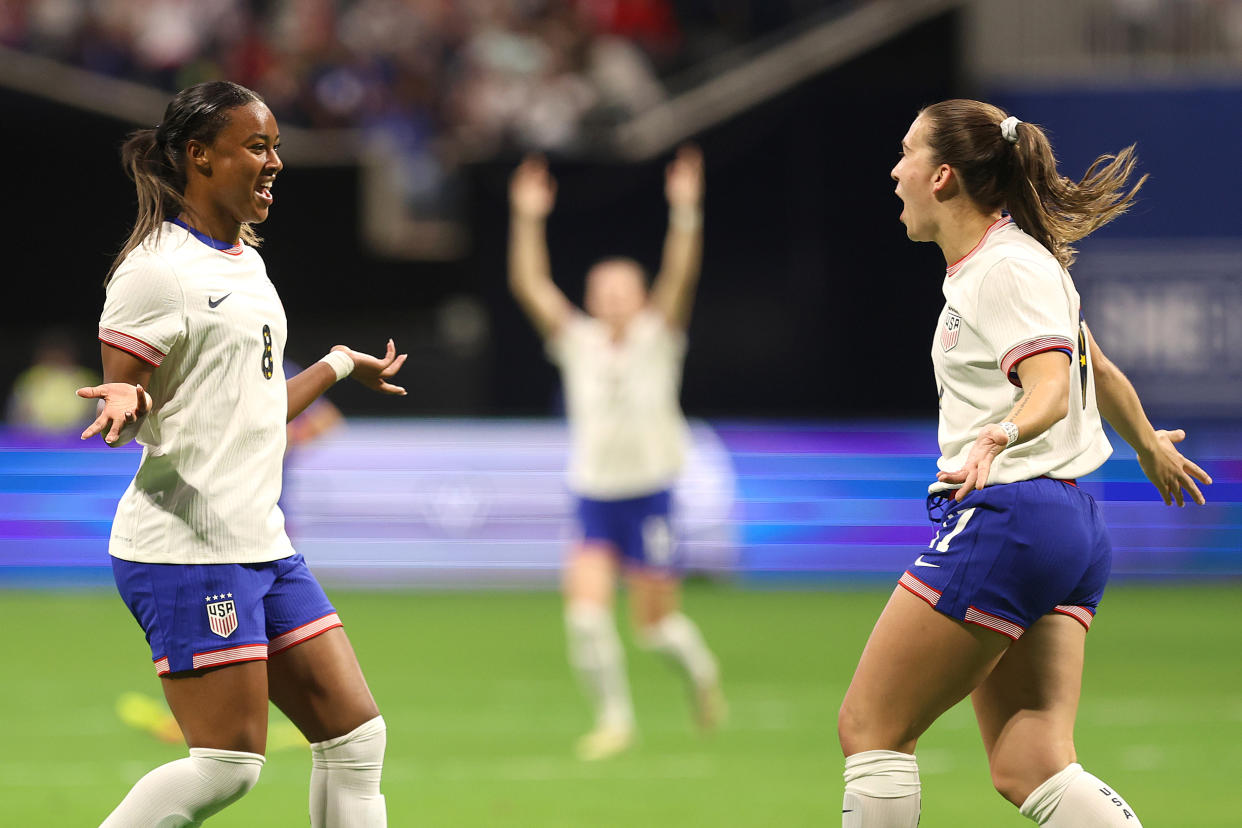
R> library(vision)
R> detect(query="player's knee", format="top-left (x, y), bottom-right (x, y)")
top-left (311, 715), bottom-right (387, 772)
top-left (990, 764), bottom-right (1032, 807)
top-left (189, 748), bottom-right (264, 806)
top-left (989, 750), bottom-right (1072, 808)
top-left (837, 697), bottom-right (914, 756)
top-left (837, 698), bottom-right (867, 755)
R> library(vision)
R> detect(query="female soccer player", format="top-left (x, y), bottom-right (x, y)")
top-left (836, 100), bottom-right (1213, 827)
top-left (508, 147), bottom-right (724, 760)
top-left (78, 81), bottom-right (402, 827)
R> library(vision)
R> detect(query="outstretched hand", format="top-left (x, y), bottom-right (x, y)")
top-left (936, 423), bottom-right (1009, 502)
top-left (332, 340), bottom-right (407, 395)
top-left (665, 144), bottom-right (703, 208)
top-left (1138, 428), bottom-right (1212, 506)
top-left (77, 382), bottom-right (152, 445)
top-left (510, 155), bottom-right (556, 219)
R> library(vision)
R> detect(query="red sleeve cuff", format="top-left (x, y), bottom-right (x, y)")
top-left (1001, 336), bottom-right (1074, 387)
top-left (99, 327), bottom-right (166, 366)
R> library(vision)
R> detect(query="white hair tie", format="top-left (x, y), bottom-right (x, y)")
top-left (1000, 116), bottom-right (1022, 144)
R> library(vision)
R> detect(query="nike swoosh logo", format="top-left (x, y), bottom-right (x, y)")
top-left (914, 555), bottom-right (940, 568)
top-left (208, 293), bottom-right (232, 308)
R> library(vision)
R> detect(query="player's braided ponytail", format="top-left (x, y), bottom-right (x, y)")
top-left (108, 81), bottom-right (265, 283)
top-left (919, 99), bottom-right (1146, 268)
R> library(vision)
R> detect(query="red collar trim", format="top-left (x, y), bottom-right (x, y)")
top-left (945, 216), bottom-right (1013, 278)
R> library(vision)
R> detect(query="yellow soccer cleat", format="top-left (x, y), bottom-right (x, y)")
top-left (117, 692), bottom-right (183, 744)
top-left (574, 724), bottom-right (635, 761)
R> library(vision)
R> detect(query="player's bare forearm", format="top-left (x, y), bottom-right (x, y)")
top-left (286, 361), bottom-right (338, 423)
top-left (1096, 365), bottom-right (1159, 454)
top-left (650, 145), bottom-right (704, 329)
top-left (1086, 328), bottom-right (1210, 505)
top-left (1087, 328), bottom-right (1159, 454)
top-left (508, 215), bottom-right (569, 338)
top-left (1004, 352), bottom-right (1071, 445)
top-left (77, 343), bottom-right (155, 446)
top-left (507, 156), bottom-right (569, 338)
top-left (650, 217), bottom-right (702, 329)
top-left (99, 342), bottom-right (154, 389)
top-left (938, 353), bottom-right (1071, 498)
top-left (507, 215), bottom-right (552, 297)
top-left (288, 342), bottom-right (407, 420)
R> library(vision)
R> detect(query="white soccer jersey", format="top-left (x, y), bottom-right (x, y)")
top-left (98, 221), bottom-right (295, 564)
top-left (931, 216), bottom-right (1112, 492)
top-left (548, 309), bottom-right (690, 499)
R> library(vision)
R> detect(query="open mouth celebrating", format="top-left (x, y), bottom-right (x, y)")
top-left (255, 178), bottom-right (275, 205)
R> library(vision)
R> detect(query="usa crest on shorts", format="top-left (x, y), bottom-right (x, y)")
top-left (941, 310), bottom-right (962, 352)
top-left (205, 594), bottom-right (238, 638)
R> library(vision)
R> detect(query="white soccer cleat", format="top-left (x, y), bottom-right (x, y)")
top-left (575, 724), bottom-right (635, 761)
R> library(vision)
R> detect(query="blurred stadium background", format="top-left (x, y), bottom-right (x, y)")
top-left (2, 1), bottom-right (1240, 825)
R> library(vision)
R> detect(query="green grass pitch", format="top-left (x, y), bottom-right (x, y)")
top-left (3, 583), bottom-right (1240, 826)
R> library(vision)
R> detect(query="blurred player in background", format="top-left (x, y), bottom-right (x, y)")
top-left (508, 146), bottom-right (724, 760)
top-left (836, 100), bottom-right (1213, 828)
top-left (78, 81), bottom-right (405, 827)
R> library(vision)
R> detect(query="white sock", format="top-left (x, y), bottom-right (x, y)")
top-left (100, 747), bottom-right (264, 827)
top-left (640, 612), bottom-right (720, 689)
top-left (842, 750), bottom-right (921, 828)
top-left (309, 715), bottom-right (387, 828)
top-left (565, 602), bottom-right (634, 730)
top-left (1021, 763), bottom-right (1142, 826)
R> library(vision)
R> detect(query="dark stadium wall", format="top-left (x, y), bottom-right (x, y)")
top-left (2, 11), bottom-right (959, 418)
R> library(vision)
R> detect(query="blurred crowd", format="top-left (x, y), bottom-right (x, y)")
top-left (0, 0), bottom-right (840, 214)
top-left (0, 1), bottom-right (835, 152)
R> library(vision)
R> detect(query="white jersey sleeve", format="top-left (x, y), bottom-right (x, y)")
top-left (975, 257), bottom-right (1076, 386)
top-left (99, 253), bottom-right (186, 365)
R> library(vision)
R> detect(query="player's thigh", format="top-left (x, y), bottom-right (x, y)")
top-left (267, 626), bottom-right (380, 743)
top-left (971, 612), bottom-right (1086, 804)
top-left (563, 544), bottom-right (619, 606)
top-left (839, 586), bottom-right (1010, 756)
top-left (625, 568), bottom-right (681, 630)
top-left (162, 661), bottom-right (270, 753)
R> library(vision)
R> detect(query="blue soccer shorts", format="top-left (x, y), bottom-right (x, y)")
top-left (899, 477), bottom-right (1112, 640)
top-left (575, 489), bottom-right (678, 571)
top-left (112, 552), bottom-right (341, 676)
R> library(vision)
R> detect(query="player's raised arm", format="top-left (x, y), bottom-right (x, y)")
top-left (77, 343), bottom-right (154, 446)
top-left (508, 156), bottom-right (573, 339)
top-left (649, 144), bottom-right (704, 330)
top-left (1087, 326), bottom-right (1212, 505)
